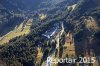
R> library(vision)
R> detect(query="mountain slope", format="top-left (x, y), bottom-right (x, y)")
top-left (0, 0), bottom-right (100, 66)
top-left (0, 19), bottom-right (33, 45)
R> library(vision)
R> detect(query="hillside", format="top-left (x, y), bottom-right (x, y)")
top-left (0, 0), bottom-right (100, 66)
top-left (0, 19), bottom-right (33, 45)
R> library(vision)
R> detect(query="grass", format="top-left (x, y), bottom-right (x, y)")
top-left (0, 19), bottom-right (33, 45)
top-left (62, 42), bottom-right (76, 58)
top-left (85, 16), bottom-right (99, 31)
top-left (39, 14), bottom-right (47, 20)
top-left (36, 47), bottom-right (43, 65)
